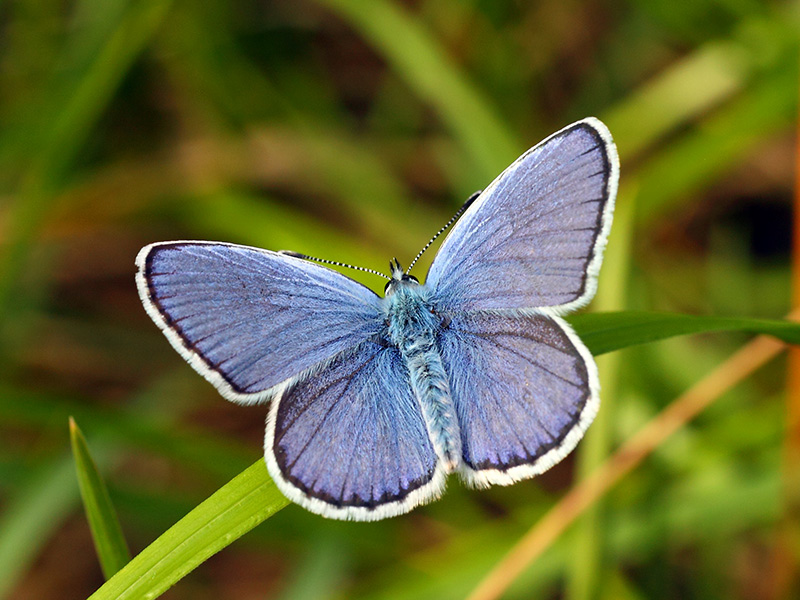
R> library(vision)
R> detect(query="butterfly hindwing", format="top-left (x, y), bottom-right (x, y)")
top-left (426, 118), bottom-right (618, 314)
top-left (136, 242), bottom-right (384, 404)
top-left (265, 340), bottom-right (445, 520)
top-left (437, 312), bottom-right (598, 486)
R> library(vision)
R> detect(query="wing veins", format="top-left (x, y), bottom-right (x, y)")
top-left (284, 374), bottom-right (360, 472)
top-left (467, 364), bottom-right (535, 462)
top-left (434, 189), bottom-right (606, 283)
top-left (479, 366), bottom-right (554, 456)
top-left (453, 326), bottom-right (584, 388)
top-left (276, 346), bottom-right (379, 446)
top-left (456, 288), bottom-right (581, 303)
top-left (337, 413), bottom-right (369, 504)
top-left (155, 246), bottom-right (379, 309)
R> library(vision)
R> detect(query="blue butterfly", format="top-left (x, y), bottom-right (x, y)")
top-left (136, 118), bottom-right (618, 521)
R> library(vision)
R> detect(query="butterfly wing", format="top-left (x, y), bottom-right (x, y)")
top-left (437, 312), bottom-right (597, 485)
top-left (426, 118), bottom-right (618, 314)
top-left (136, 241), bottom-right (383, 404)
top-left (265, 339), bottom-right (445, 520)
top-left (426, 118), bottom-right (617, 484)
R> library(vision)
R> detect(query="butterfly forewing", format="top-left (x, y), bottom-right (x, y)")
top-left (426, 118), bottom-right (617, 314)
top-left (265, 340), bottom-right (446, 520)
top-left (136, 242), bottom-right (383, 404)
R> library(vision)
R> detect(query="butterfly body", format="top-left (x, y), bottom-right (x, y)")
top-left (383, 271), bottom-right (461, 470)
top-left (136, 118), bottom-right (619, 520)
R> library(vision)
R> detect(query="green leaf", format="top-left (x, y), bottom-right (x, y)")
top-left (570, 311), bottom-right (800, 356)
top-left (70, 417), bottom-right (131, 579)
top-left (87, 460), bottom-right (287, 600)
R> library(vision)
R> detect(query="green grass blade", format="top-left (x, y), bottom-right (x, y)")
top-left (567, 185), bottom-right (639, 600)
top-left (69, 417), bottom-right (131, 579)
top-left (570, 311), bottom-right (800, 356)
top-left (87, 460), bottom-right (288, 600)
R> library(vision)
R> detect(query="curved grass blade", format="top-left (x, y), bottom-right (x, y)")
top-left (87, 460), bottom-right (287, 600)
top-left (70, 417), bottom-right (131, 579)
top-left (570, 311), bottom-right (800, 356)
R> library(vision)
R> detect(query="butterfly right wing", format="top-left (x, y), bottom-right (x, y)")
top-left (136, 242), bottom-right (384, 404)
top-left (266, 339), bottom-right (445, 521)
top-left (426, 118), bottom-right (617, 314)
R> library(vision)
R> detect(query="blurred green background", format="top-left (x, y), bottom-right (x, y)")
top-left (1, 0), bottom-right (799, 598)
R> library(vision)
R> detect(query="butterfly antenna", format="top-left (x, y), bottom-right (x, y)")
top-left (406, 189), bottom-right (482, 274)
top-left (278, 250), bottom-right (390, 281)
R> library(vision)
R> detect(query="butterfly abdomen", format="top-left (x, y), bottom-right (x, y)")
top-left (385, 284), bottom-right (461, 471)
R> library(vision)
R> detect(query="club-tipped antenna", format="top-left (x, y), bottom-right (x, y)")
top-left (405, 189), bottom-right (482, 274)
top-left (279, 250), bottom-right (390, 281)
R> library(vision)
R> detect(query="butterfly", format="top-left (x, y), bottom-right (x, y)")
top-left (136, 118), bottom-right (618, 521)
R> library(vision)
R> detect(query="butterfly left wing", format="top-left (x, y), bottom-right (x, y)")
top-left (266, 339), bottom-right (446, 520)
top-left (436, 311), bottom-right (597, 485)
top-left (136, 241), bottom-right (383, 404)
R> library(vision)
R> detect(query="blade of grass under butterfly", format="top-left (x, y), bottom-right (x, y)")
top-left (570, 311), bottom-right (800, 356)
top-left (86, 460), bottom-right (287, 600)
top-left (70, 418), bottom-right (131, 579)
top-left (567, 184), bottom-right (638, 600)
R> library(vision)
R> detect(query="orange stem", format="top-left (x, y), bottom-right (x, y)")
top-left (770, 73), bottom-right (800, 600)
